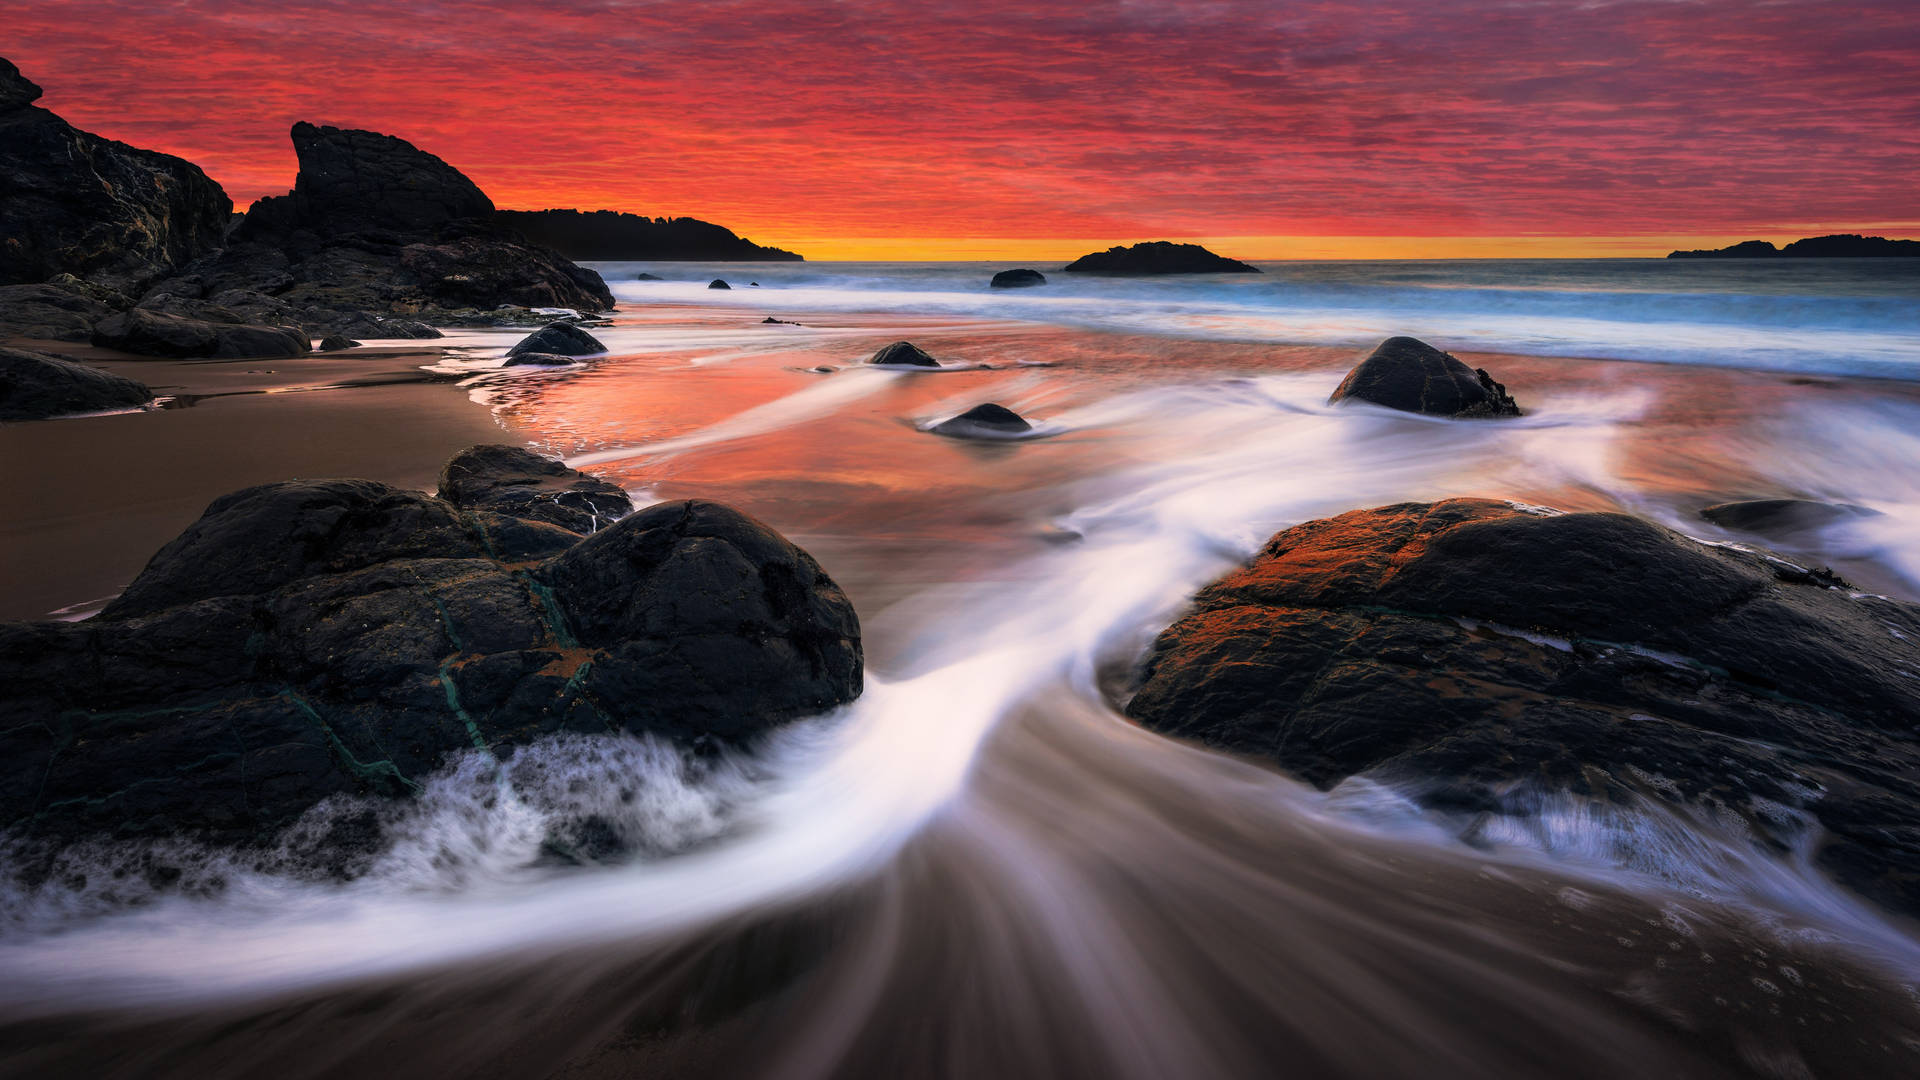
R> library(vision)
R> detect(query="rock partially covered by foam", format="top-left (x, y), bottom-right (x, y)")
top-left (0, 450), bottom-right (861, 849)
top-left (867, 340), bottom-right (939, 367)
top-left (1328, 336), bottom-right (1520, 418)
top-left (507, 322), bottom-right (605, 358)
top-left (930, 403), bottom-right (1032, 437)
top-left (1127, 498), bottom-right (1920, 915)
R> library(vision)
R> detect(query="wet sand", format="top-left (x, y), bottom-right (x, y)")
top-left (0, 344), bottom-right (512, 620)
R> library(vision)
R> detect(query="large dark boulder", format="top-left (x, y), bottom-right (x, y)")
top-left (1328, 336), bottom-right (1520, 417)
top-left (236, 122), bottom-right (493, 238)
top-left (91, 307), bottom-right (310, 359)
top-left (507, 322), bottom-right (606, 358)
top-left (0, 58), bottom-right (232, 291)
top-left (437, 444), bottom-right (633, 534)
top-left (1062, 241), bottom-right (1259, 275)
top-left (1127, 499), bottom-right (1920, 915)
top-left (0, 346), bottom-right (152, 421)
top-left (0, 454), bottom-right (861, 850)
top-left (990, 268), bottom-right (1046, 288)
top-left (867, 340), bottom-right (939, 367)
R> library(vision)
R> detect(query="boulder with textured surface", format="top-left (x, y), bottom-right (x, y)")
top-left (867, 340), bottom-right (939, 367)
top-left (0, 279), bottom-right (127, 342)
top-left (438, 444), bottom-right (633, 534)
top-left (990, 268), bottom-right (1047, 288)
top-left (1127, 499), bottom-right (1920, 915)
top-left (1328, 336), bottom-right (1520, 418)
top-left (930, 403), bottom-right (1033, 437)
top-left (0, 57), bottom-right (231, 291)
top-left (0, 455), bottom-right (861, 849)
top-left (507, 322), bottom-right (606, 358)
top-left (0, 346), bottom-right (152, 420)
top-left (91, 307), bottom-right (310, 359)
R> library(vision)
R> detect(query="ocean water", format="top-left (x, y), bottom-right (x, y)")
top-left (592, 257), bottom-right (1920, 379)
top-left (5, 264), bottom-right (1920, 1077)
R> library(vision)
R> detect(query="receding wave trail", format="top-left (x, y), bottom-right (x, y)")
top-left (6, 368), bottom-right (1920, 1076)
top-left (597, 258), bottom-right (1920, 379)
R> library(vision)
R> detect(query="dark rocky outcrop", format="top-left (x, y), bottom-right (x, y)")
top-left (930, 403), bottom-right (1033, 437)
top-left (143, 122), bottom-right (612, 338)
top-left (0, 58), bottom-right (232, 292)
top-left (0, 453), bottom-right (860, 849)
top-left (709, 279), bottom-right (732, 290)
top-left (635, 273), bottom-right (664, 281)
top-left (1062, 242), bottom-right (1260, 275)
top-left (334, 313), bottom-right (442, 341)
top-left (1668, 235), bottom-right (1920, 259)
top-left (91, 307), bottom-right (310, 359)
top-left (1701, 498), bottom-right (1879, 539)
top-left (990, 268), bottom-right (1047, 288)
top-left (507, 352), bottom-right (578, 367)
top-left (496, 209), bottom-right (803, 261)
top-left (1328, 336), bottom-right (1520, 418)
top-left (317, 334), bottom-right (359, 351)
top-left (437, 444), bottom-right (633, 534)
top-left (0, 277), bottom-right (130, 342)
top-left (507, 322), bottom-right (606, 358)
top-left (0, 346), bottom-right (152, 420)
top-left (867, 341), bottom-right (939, 367)
top-left (1127, 499), bottom-right (1920, 916)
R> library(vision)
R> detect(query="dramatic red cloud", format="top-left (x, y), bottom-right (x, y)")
top-left (4, 0), bottom-right (1916, 256)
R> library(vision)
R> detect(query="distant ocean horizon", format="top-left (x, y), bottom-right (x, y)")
top-left (594, 257), bottom-right (1920, 381)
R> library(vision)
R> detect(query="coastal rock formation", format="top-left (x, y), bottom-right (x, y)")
top-left (91, 307), bottom-right (310, 359)
top-left (437, 443), bottom-right (633, 534)
top-left (0, 452), bottom-right (861, 849)
top-left (145, 122), bottom-right (612, 337)
top-left (1062, 242), bottom-right (1260, 275)
top-left (0, 277), bottom-right (130, 342)
top-left (930, 403), bottom-right (1033, 437)
top-left (0, 58), bottom-right (232, 291)
top-left (1668, 234), bottom-right (1920, 259)
top-left (867, 340), bottom-right (939, 367)
top-left (0, 346), bottom-right (153, 421)
top-left (1328, 336), bottom-right (1520, 417)
top-left (990, 268), bottom-right (1047, 288)
top-left (709, 279), bottom-right (732, 290)
top-left (497, 210), bottom-right (803, 261)
top-left (1127, 499), bottom-right (1920, 915)
top-left (317, 334), bottom-right (359, 351)
top-left (507, 322), bottom-right (606, 358)
top-left (335, 313), bottom-right (442, 340)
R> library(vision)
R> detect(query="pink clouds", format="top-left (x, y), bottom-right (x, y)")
top-left (3, 0), bottom-right (1915, 247)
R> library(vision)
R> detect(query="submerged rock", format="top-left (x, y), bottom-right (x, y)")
top-left (1328, 336), bottom-right (1520, 418)
top-left (1062, 242), bottom-right (1259, 275)
top-left (91, 307), bottom-right (310, 359)
top-left (437, 443), bottom-right (633, 533)
top-left (0, 57), bottom-right (231, 291)
top-left (507, 351), bottom-right (578, 367)
top-left (507, 321), bottom-right (606, 358)
top-left (1701, 498), bottom-right (1879, 538)
top-left (0, 346), bottom-right (152, 420)
top-left (990, 268), bottom-right (1047, 288)
top-left (931, 403), bottom-right (1033, 437)
top-left (867, 340), bottom-right (939, 367)
top-left (317, 334), bottom-right (360, 351)
top-left (634, 272), bottom-right (663, 281)
top-left (1127, 499), bottom-right (1920, 916)
top-left (0, 450), bottom-right (861, 848)
top-left (709, 279), bottom-right (732, 290)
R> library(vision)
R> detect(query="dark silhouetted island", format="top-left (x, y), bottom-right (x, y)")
top-left (1668, 234), bottom-right (1920, 259)
top-left (1062, 241), bottom-right (1260, 275)
top-left (498, 209), bottom-right (803, 261)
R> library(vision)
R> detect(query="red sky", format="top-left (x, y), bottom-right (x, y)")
top-left (5, 0), bottom-right (1917, 258)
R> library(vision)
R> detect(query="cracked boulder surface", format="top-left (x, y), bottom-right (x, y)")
top-left (1125, 498), bottom-right (1920, 916)
top-left (0, 453), bottom-right (861, 849)
top-left (1328, 336), bottom-right (1521, 417)
top-left (0, 346), bottom-right (153, 421)
top-left (438, 443), bottom-right (634, 535)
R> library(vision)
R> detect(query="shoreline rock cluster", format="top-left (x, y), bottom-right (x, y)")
top-left (0, 56), bottom-right (614, 358)
top-left (0, 447), bottom-right (862, 859)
